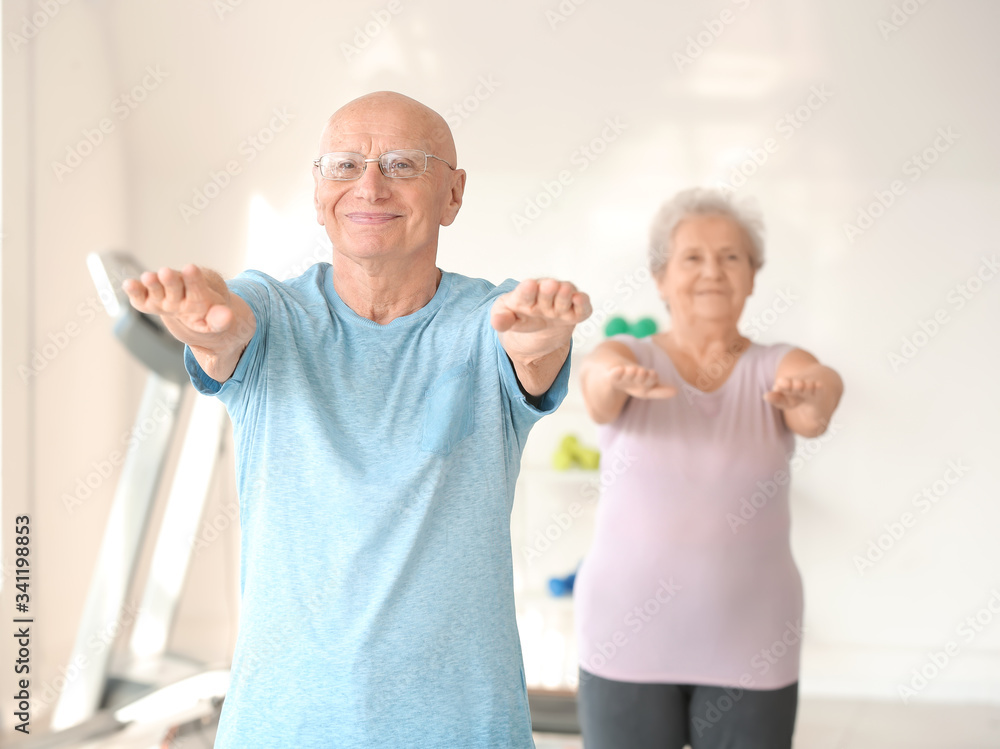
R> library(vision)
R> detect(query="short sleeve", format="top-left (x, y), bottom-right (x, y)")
top-left (768, 342), bottom-right (798, 383)
top-left (183, 273), bottom-right (271, 409)
top-left (495, 331), bottom-right (571, 424)
top-left (605, 333), bottom-right (651, 368)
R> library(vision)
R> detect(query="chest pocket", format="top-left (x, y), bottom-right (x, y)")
top-left (421, 362), bottom-right (475, 455)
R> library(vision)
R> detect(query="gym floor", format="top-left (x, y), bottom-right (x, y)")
top-left (533, 698), bottom-right (1000, 748)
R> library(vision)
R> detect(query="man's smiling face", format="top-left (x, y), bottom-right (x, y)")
top-left (313, 92), bottom-right (466, 266)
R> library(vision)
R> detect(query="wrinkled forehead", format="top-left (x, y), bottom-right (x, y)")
top-left (318, 98), bottom-right (456, 162)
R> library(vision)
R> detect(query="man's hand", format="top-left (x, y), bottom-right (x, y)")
top-left (491, 278), bottom-right (591, 397)
top-left (122, 264), bottom-right (256, 383)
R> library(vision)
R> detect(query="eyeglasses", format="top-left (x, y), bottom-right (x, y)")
top-left (313, 149), bottom-right (456, 181)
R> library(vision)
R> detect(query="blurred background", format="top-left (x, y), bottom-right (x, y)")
top-left (2, 0), bottom-right (998, 746)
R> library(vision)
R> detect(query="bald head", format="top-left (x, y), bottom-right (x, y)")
top-left (311, 91), bottom-right (467, 270)
top-left (319, 91), bottom-right (457, 165)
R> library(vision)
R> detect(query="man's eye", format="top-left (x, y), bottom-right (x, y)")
top-left (338, 160), bottom-right (360, 170)
top-left (391, 160), bottom-right (415, 171)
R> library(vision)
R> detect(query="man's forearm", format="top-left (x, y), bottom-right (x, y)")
top-left (508, 342), bottom-right (571, 398)
top-left (175, 289), bottom-right (257, 383)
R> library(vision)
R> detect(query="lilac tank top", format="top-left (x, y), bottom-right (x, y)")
top-left (574, 336), bottom-right (802, 689)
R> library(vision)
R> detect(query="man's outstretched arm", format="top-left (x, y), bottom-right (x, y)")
top-left (491, 278), bottom-right (592, 398)
top-left (122, 264), bottom-right (257, 384)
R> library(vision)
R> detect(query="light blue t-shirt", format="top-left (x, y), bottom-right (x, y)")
top-left (184, 263), bottom-right (569, 748)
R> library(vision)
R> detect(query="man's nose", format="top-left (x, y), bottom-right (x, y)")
top-left (352, 162), bottom-right (392, 201)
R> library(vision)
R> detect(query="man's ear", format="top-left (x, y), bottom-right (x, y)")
top-left (314, 177), bottom-right (326, 226)
top-left (440, 169), bottom-right (466, 227)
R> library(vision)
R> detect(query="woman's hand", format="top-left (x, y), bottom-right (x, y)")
top-left (581, 341), bottom-right (676, 424)
top-left (767, 352), bottom-right (844, 438)
top-left (764, 373), bottom-right (824, 411)
top-left (608, 362), bottom-right (677, 400)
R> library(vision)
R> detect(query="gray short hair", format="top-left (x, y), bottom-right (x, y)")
top-left (648, 188), bottom-right (765, 277)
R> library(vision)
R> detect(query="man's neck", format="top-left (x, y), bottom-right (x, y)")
top-left (331, 253), bottom-right (442, 325)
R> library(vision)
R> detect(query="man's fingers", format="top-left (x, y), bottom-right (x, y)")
top-left (179, 264), bottom-right (212, 300)
top-left (121, 278), bottom-right (149, 309)
top-left (205, 304), bottom-right (234, 333)
top-left (508, 279), bottom-right (589, 321)
top-left (158, 267), bottom-right (185, 306)
top-left (490, 297), bottom-right (517, 332)
top-left (571, 292), bottom-right (592, 322)
top-left (535, 278), bottom-right (559, 313)
top-left (140, 270), bottom-right (165, 304)
top-left (513, 278), bottom-right (539, 309)
top-left (552, 282), bottom-right (574, 315)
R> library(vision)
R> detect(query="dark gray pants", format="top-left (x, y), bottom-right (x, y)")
top-left (577, 668), bottom-right (798, 749)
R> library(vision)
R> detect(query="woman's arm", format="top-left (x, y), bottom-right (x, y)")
top-left (580, 340), bottom-right (677, 424)
top-left (766, 348), bottom-right (844, 438)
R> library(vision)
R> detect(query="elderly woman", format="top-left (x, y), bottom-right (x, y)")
top-left (573, 188), bottom-right (843, 749)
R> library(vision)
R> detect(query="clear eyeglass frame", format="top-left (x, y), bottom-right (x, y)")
top-left (312, 149), bottom-right (456, 181)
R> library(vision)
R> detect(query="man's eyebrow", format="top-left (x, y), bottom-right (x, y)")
top-left (322, 145), bottom-right (366, 154)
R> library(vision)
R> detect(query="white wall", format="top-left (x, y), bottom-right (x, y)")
top-left (3, 0), bottom-right (999, 738)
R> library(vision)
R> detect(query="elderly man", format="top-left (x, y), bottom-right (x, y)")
top-left (123, 91), bottom-right (589, 747)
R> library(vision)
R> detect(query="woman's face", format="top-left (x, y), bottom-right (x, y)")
top-left (656, 214), bottom-right (756, 326)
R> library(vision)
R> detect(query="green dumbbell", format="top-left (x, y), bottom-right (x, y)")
top-left (552, 435), bottom-right (601, 471)
top-left (605, 316), bottom-right (630, 337)
top-left (632, 317), bottom-right (657, 338)
top-left (604, 316), bottom-right (658, 338)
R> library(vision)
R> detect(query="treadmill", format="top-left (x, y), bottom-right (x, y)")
top-left (18, 253), bottom-right (232, 748)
